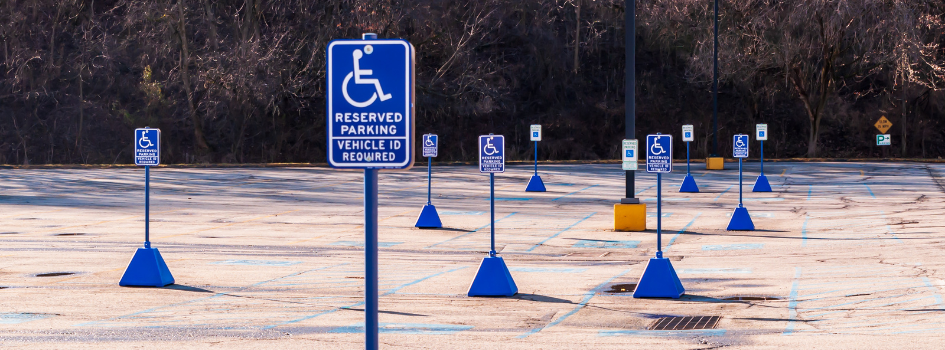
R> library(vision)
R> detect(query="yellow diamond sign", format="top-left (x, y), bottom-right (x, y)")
top-left (875, 116), bottom-right (893, 134)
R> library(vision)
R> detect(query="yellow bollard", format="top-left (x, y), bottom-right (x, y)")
top-left (706, 157), bottom-right (724, 170)
top-left (614, 203), bottom-right (647, 231)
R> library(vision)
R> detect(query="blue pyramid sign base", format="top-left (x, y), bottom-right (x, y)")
top-left (752, 174), bottom-right (772, 192)
top-left (467, 256), bottom-right (518, 297)
top-left (415, 204), bottom-right (442, 228)
top-left (525, 175), bottom-right (546, 192)
top-left (119, 247), bottom-right (174, 287)
top-left (727, 206), bottom-right (755, 231)
top-left (679, 174), bottom-right (699, 193)
top-left (632, 257), bottom-right (685, 298)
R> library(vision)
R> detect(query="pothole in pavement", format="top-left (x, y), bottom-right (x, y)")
top-left (605, 284), bottom-right (636, 293)
top-left (34, 272), bottom-right (76, 277)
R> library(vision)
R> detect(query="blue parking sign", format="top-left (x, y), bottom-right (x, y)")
top-left (422, 134), bottom-right (438, 157)
top-left (733, 134), bottom-right (749, 158)
top-left (134, 128), bottom-right (160, 166)
top-left (479, 135), bottom-right (505, 173)
top-left (646, 134), bottom-right (673, 173)
top-left (327, 38), bottom-right (415, 169)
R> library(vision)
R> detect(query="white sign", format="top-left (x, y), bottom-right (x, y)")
top-left (530, 125), bottom-right (542, 141)
top-left (756, 124), bottom-right (768, 141)
top-left (682, 125), bottom-right (694, 142)
top-left (877, 134), bottom-right (891, 146)
top-left (622, 139), bottom-right (638, 171)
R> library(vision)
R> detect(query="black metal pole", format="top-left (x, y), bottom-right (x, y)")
top-left (711, 0), bottom-right (720, 157)
top-left (622, 0), bottom-right (638, 204)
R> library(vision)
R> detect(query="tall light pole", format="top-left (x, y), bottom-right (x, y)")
top-left (622, 0), bottom-right (637, 204)
top-left (711, 0), bottom-right (720, 157)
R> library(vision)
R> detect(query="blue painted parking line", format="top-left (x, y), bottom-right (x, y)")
top-left (485, 198), bottom-right (532, 201)
top-left (713, 185), bottom-right (733, 201)
top-left (77, 263), bottom-right (350, 328)
top-left (572, 240), bottom-right (640, 249)
top-left (331, 241), bottom-right (402, 248)
top-left (509, 267), bottom-right (588, 273)
top-left (264, 266), bottom-right (466, 330)
top-left (665, 213), bottom-right (700, 250)
top-left (0, 313), bottom-right (51, 325)
top-left (864, 184), bottom-right (876, 198)
top-left (725, 212), bottom-right (773, 218)
top-left (647, 212), bottom-right (672, 217)
top-left (212, 260), bottom-right (302, 266)
top-left (330, 322), bottom-right (473, 335)
top-left (525, 212), bottom-right (597, 252)
top-left (807, 185), bottom-right (812, 201)
top-left (552, 185), bottom-right (599, 201)
top-left (783, 267), bottom-right (801, 335)
top-left (425, 212), bottom-right (517, 248)
top-left (635, 184), bottom-right (656, 195)
top-left (517, 268), bottom-right (633, 338)
top-left (598, 329), bottom-right (727, 337)
top-left (702, 243), bottom-right (763, 251)
top-left (801, 215), bottom-right (809, 247)
top-left (679, 268), bottom-right (751, 274)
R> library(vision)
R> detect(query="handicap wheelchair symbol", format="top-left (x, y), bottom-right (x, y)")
top-left (138, 133), bottom-right (154, 149)
top-left (424, 136), bottom-right (435, 147)
top-left (483, 137), bottom-right (499, 156)
top-left (342, 46), bottom-right (392, 108)
top-left (735, 137), bottom-right (747, 148)
top-left (649, 138), bottom-right (666, 155)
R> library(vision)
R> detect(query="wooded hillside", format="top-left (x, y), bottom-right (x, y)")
top-left (1, 0), bottom-right (943, 165)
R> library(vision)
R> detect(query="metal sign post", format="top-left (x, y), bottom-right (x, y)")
top-left (327, 33), bottom-right (415, 350)
top-left (634, 133), bottom-right (684, 298)
top-left (468, 135), bottom-right (518, 297)
top-left (120, 127), bottom-right (174, 288)
top-left (728, 134), bottom-right (755, 231)
top-left (526, 125), bottom-right (546, 192)
top-left (679, 125), bottom-right (699, 192)
top-left (753, 124), bottom-right (771, 192)
top-left (416, 134), bottom-right (442, 228)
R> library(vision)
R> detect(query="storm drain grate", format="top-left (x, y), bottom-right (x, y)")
top-left (649, 316), bottom-right (720, 330)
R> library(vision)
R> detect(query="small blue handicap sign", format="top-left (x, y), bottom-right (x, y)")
top-left (479, 135), bottom-right (505, 173)
top-left (733, 134), bottom-right (749, 158)
top-left (327, 38), bottom-right (415, 169)
top-left (533, 132), bottom-right (539, 138)
top-left (626, 149), bottom-right (634, 158)
top-left (422, 134), bottom-right (438, 157)
top-left (134, 128), bottom-right (160, 166)
top-left (684, 132), bottom-right (692, 138)
top-left (759, 131), bottom-right (765, 138)
top-left (646, 134), bottom-right (673, 173)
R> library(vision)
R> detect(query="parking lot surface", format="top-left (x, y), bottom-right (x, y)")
top-left (2, 162), bottom-right (945, 348)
